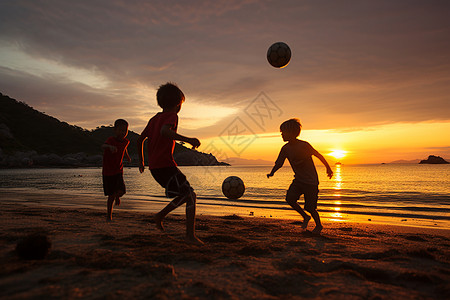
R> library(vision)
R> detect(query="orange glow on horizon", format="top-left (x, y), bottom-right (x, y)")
top-left (199, 121), bottom-right (450, 165)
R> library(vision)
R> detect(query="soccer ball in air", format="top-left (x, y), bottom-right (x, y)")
top-left (267, 42), bottom-right (291, 68)
top-left (222, 176), bottom-right (245, 199)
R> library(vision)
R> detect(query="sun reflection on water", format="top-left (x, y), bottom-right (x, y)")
top-left (333, 164), bottom-right (342, 196)
top-left (330, 165), bottom-right (344, 221)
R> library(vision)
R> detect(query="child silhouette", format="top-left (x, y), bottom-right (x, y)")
top-left (102, 119), bottom-right (131, 221)
top-left (267, 118), bottom-right (333, 234)
top-left (137, 82), bottom-right (203, 244)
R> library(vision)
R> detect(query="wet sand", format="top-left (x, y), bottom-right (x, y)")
top-left (0, 197), bottom-right (449, 299)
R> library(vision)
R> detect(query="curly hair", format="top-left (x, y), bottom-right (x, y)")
top-left (280, 118), bottom-right (302, 137)
top-left (156, 82), bottom-right (185, 109)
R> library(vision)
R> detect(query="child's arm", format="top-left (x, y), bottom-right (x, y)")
top-left (313, 151), bottom-right (333, 179)
top-left (101, 143), bottom-right (117, 153)
top-left (267, 164), bottom-right (282, 178)
top-left (160, 124), bottom-right (200, 149)
top-left (125, 148), bottom-right (131, 162)
top-left (267, 149), bottom-right (286, 178)
top-left (136, 135), bottom-right (146, 173)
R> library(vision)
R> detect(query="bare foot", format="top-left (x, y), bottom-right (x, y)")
top-left (186, 235), bottom-right (204, 245)
top-left (301, 215), bottom-right (311, 230)
top-left (312, 225), bottom-right (323, 235)
top-left (115, 197), bottom-right (121, 206)
top-left (106, 216), bottom-right (112, 222)
top-left (154, 213), bottom-right (165, 232)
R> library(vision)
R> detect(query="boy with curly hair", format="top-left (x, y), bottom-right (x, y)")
top-left (137, 82), bottom-right (202, 244)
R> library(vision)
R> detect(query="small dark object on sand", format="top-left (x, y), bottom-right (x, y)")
top-left (16, 234), bottom-right (51, 260)
top-left (221, 214), bottom-right (244, 220)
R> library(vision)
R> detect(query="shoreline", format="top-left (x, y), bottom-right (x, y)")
top-left (1, 189), bottom-right (449, 231)
top-left (1, 195), bottom-right (449, 299)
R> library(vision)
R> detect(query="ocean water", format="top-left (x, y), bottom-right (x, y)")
top-left (0, 164), bottom-right (449, 228)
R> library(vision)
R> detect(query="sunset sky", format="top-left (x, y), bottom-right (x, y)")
top-left (1, 1), bottom-right (449, 164)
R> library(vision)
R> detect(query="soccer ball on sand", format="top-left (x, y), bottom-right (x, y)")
top-left (222, 176), bottom-right (245, 199)
top-left (267, 42), bottom-right (291, 68)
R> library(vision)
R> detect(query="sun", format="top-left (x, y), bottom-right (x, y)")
top-left (328, 150), bottom-right (347, 160)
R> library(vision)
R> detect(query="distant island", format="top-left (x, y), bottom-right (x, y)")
top-left (419, 155), bottom-right (449, 164)
top-left (0, 93), bottom-right (229, 168)
top-left (388, 159), bottom-right (421, 164)
top-left (386, 156), bottom-right (450, 164)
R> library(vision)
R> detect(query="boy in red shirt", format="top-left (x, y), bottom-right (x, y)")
top-left (137, 82), bottom-right (202, 244)
top-left (102, 119), bottom-right (131, 221)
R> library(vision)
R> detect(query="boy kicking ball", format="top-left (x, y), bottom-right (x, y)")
top-left (137, 82), bottom-right (203, 244)
top-left (267, 118), bottom-right (333, 234)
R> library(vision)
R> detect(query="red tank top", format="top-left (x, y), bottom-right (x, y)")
top-left (102, 136), bottom-right (129, 176)
top-left (141, 112), bottom-right (178, 169)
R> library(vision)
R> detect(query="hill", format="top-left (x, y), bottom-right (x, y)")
top-left (0, 93), bottom-right (227, 167)
top-left (419, 155), bottom-right (449, 164)
top-left (0, 93), bottom-right (99, 155)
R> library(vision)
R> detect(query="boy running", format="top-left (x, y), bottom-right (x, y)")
top-left (137, 82), bottom-right (202, 244)
top-left (102, 119), bottom-right (131, 221)
top-left (267, 118), bottom-right (333, 234)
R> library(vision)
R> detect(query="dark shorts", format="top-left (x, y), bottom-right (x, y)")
top-left (103, 173), bottom-right (126, 196)
top-left (151, 166), bottom-right (195, 203)
top-left (286, 180), bottom-right (319, 212)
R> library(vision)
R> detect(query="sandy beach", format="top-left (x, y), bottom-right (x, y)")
top-left (0, 195), bottom-right (449, 299)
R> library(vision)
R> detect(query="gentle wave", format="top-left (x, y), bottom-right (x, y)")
top-left (1, 165), bottom-right (449, 227)
top-left (133, 194), bottom-right (450, 221)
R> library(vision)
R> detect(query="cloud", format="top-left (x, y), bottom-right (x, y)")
top-left (0, 0), bottom-right (449, 133)
top-left (0, 66), bottom-right (154, 131)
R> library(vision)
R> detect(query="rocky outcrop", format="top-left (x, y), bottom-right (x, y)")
top-left (0, 123), bottom-right (13, 139)
top-left (0, 147), bottom-right (228, 168)
top-left (174, 148), bottom-right (229, 166)
top-left (419, 155), bottom-right (449, 164)
top-left (0, 93), bottom-right (228, 168)
top-left (0, 150), bottom-right (103, 168)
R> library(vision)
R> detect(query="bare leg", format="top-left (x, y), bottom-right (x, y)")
top-left (115, 196), bottom-right (121, 206)
top-left (153, 195), bottom-right (184, 231)
top-left (286, 197), bottom-right (311, 229)
top-left (153, 189), bottom-right (203, 244)
top-left (107, 194), bottom-right (115, 221)
top-left (309, 210), bottom-right (323, 234)
top-left (301, 214), bottom-right (311, 230)
top-left (185, 193), bottom-right (203, 245)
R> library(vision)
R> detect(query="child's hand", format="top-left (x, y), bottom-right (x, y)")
top-left (189, 138), bottom-right (201, 149)
top-left (109, 145), bottom-right (118, 153)
top-left (327, 168), bottom-right (333, 179)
